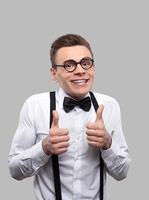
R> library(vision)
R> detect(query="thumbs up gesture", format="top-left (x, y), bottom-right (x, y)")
top-left (42, 110), bottom-right (69, 155)
top-left (86, 105), bottom-right (112, 150)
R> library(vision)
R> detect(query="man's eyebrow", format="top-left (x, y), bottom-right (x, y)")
top-left (64, 59), bottom-right (75, 62)
top-left (63, 57), bottom-right (92, 63)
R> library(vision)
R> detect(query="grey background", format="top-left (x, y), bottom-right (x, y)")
top-left (0, 0), bottom-right (148, 199)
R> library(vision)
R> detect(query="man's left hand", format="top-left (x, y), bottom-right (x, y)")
top-left (86, 105), bottom-right (112, 150)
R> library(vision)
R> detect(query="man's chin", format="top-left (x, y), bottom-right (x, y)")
top-left (68, 91), bottom-right (89, 100)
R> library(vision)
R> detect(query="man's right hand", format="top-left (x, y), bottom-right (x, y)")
top-left (42, 110), bottom-right (69, 155)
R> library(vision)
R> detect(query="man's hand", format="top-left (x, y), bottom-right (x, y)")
top-left (42, 110), bottom-right (70, 155)
top-left (86, 105), bottom-right (112, 150)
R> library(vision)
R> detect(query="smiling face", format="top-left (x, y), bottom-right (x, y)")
top-left (51, 45), bottom-right (95, 100)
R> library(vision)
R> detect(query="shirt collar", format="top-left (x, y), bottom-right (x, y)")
top-left (56, 87), bottom-right (90, 110)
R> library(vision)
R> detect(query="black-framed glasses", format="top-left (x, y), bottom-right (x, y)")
top-left (53, 57), bottom-right (94, 72)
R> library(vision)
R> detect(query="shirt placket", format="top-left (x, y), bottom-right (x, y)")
top-left (72, 108), bottom-right (84, 199)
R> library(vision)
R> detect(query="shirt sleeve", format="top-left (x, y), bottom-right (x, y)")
top-left (101, 100), bottom-right (131, 181)
top-left (8, 98), bottom-right (50, 180)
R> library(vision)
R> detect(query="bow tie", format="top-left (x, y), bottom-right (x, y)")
top-left (63, 96), bottom-right (91, 113)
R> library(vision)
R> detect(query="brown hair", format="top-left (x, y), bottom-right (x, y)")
top-left (50, 34), bottom-right (93, 66)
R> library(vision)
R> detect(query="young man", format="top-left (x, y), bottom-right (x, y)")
top-left (8, 34), bottom-right (130, 200)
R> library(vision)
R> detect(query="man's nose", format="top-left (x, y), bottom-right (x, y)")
top-left (74, 63), bottom-right (85, 73)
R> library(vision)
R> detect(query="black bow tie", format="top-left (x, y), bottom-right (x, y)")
top-left (63, 96), bottom-right (91, 113)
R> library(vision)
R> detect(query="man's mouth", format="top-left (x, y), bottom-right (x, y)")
top-left (71, 79), bottom-right (88, 85)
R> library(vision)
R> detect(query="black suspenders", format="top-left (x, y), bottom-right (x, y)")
top-left (50, 92), bottom-right (62, 200)
top-left (89, 91), bottom-right (104, 200)
top-left (49, 91), bottom-right (104, 200)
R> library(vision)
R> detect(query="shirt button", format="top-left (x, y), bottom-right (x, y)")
top-left (74, 154), bottom-right (77, 160)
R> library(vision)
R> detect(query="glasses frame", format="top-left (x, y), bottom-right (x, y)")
top-left (53, 57), bottom-right (94, 72)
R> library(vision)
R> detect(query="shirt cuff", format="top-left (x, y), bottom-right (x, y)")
top-left (22, 140), bottom-right (50, 166)
top-left (101, 139), bottom-right (121, 160)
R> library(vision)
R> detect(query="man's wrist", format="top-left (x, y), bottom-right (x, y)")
top-left (42, 138), bottom-right (51, 155)
top-left (102, 135), bottom-right (112, 150)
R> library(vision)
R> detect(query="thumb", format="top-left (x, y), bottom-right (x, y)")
top-left (96, 104), bottom-right (104, 123)
top-left (51, 110), bottom-right (59, 128)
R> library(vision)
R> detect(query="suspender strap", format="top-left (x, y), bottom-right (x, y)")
top-left (90, 91), bottom-right (104, 200)
top-left (50, 92), bottom-right (62, 200)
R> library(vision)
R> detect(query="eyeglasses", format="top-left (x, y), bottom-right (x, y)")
top-left (53, 57), bottom-right (94, 72)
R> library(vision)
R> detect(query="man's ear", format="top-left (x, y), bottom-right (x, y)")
top-left (50, 67), bottom-right (57, 81)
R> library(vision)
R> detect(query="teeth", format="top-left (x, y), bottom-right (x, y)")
top-left (72, 80), bottom-right (86, 84)
top-left (72, 79), bottom-right (87, 85)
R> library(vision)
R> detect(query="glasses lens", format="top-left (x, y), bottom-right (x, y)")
top-left (81, 58), bottom-right (93, 69)
top-left (64, 60), bottom-right (76, 72)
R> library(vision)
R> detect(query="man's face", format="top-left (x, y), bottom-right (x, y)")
top-left (51, 45), bottom-right (95, 100)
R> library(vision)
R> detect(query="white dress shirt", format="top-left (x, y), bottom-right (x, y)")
top-left (8, 88), bottom-right (130, 200)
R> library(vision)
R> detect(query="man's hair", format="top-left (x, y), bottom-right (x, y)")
top-left (50, 34), bottom-right (93, 66)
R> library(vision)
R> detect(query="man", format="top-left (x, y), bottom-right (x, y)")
top-left (8, 34), bottom-right (130, 200)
